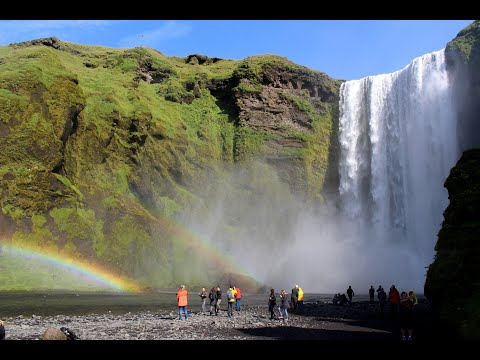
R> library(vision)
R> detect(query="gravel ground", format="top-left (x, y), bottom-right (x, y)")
top-left (1, 301), bottom-right (427, 341)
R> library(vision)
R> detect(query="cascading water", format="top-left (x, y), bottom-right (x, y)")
top-left (339, 49), bottom-right (460, 289)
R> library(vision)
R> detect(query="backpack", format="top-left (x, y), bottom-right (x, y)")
top-left (60, 327), bottom-right (79, 340)
top-left (227, 289), bottom-right (233, 301)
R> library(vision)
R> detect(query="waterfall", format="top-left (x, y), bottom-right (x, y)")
top-left (338, 49), bottom-right (460, 284)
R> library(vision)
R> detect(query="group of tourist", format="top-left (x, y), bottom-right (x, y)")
top-left (176, 284), bottom-right (242, 320)
top-left (176, 284), bottom-right (304, 323)
top-left (332, 284), bottom-right (419, 341)
top-left (178, 282), bottom-right (418, 341)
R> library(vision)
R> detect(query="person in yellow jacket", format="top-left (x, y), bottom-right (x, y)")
top-left (408, 290), bottom-right (418, 305)
top-left (297, 285), bottom-right (304, 313)
top-left (176, 285), bottom-right (188, 320)
top-left (226, 285), bottom-right (237, 318)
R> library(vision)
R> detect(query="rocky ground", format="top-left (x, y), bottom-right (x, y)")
top-left (0, 300), bottom-right (431, 341)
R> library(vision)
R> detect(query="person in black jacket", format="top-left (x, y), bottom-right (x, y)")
top-left (369, 285), bottom-right (375, 304)
top-left (268, 289), bottom-right (277, 320)
top-left (347, 286), bottom-right (355, 304)
top-left (0, 320), bottom-right (5, 340)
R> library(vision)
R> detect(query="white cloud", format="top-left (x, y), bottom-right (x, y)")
top-left (117, 21), bottom-right (191, 48)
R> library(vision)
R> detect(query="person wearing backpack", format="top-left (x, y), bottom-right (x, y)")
top-left (226, 285), bottom-right (236, 317)
top-left (234, 285), bottom-right (242, 311)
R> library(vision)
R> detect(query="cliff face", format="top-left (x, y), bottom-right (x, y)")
top-left (424, 149), bottom-right (480, 340)
top-left (445, 20), bottom-right (480, 149)
top-left (0, 38), bottom-right (341, 289)
top-left (423, 21), bottom-right (480, 339)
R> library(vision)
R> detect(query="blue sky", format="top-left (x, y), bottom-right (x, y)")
top-left (0, 20), bottom-right (473, 80)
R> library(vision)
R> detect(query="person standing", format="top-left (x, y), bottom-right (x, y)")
top-left (226, 285), bottom-right (236, 318)
top-left (377, 286), bottom-right (387, 314)
top-left (388, 285), bottom-right (400, 319)
top-left (278, 289), bottom-right (290, 322)
top-left (199, 287), bottom-right (208, 314)
top-left (399, 291), bottom-right (414, 340)
top-left (297, 285), bottom-right (304, 313)
top-left (291, 285), bottom-right (298, 311)
top-left (234, 285), bottom-right (242, 311)
top-left (0, 320), bottom-right (5, 340)
top-left (215, 286), bottom-right (222, 316)
top-left (268, 288), bottom-right (277, 320)
top-left (176, 285), bottom-right (188, 320)
top-left (347, 286), bottom-right (354, 304)
top-left (369, 285), bottom-right (375, 304)
top-left (408, 290), bottom-right (418, 306)
top-left (208, 287), bottom-right (217, 316)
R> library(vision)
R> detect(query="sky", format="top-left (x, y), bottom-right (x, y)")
top-left (0, 20), bottom-right (474, 80)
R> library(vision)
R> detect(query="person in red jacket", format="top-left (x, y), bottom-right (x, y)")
top-left (388, 285), bottom-right (400, 319)
top-left (176, 285), bottom-right (189, 320)
top-left (234, 285), bottom-right (242, 311)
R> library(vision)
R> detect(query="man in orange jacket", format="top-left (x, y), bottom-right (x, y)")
top-left (234, 285), bottom-right (242, 311)
top-left (176, 285), bottom-right (189, 320)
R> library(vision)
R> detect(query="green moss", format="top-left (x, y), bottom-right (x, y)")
top-left (425, 149), bottom-right (480, 340)
top-left (0, 37), bottom-right (341, 289)
top-left (52, 174), bottom-right (83, 199)
top-left (446, 20), bottom-right (480, 62)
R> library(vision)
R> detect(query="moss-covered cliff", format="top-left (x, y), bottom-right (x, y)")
top-left (0, 37), bottom-right (341, 290)
top-left (425, 149), bottom-right (480, 340)
top-left (424, 20), bottom-right (480, 341)
top-left (446, 20), bottom-right (480, 150)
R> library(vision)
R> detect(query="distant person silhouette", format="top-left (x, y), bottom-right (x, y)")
top-left (377, 286), bottom-right (387, 314)
top-left (399, 291), bottom-right (414, 340)
top-left (347, 286), bottom-right (354, 304)
top-left (388, 285), bottom-right (400, 319)
top-left (369, 286), bottom-right (375, 304)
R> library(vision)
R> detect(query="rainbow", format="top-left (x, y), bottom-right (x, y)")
top-left (150, 214), bottom-right (259, 288)
top-left (0, 242), bottom-right (142, 292)
top-left (126, 207), bottom-right (260, 289)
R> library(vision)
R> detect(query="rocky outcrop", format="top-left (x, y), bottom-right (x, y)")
top-left (425, 149), bottom-right (480, 340)
top-left (446, 20), bottom-right (480, 150)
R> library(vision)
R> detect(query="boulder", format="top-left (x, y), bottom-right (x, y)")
top-left (40, 327), bottom-right (67, 340)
